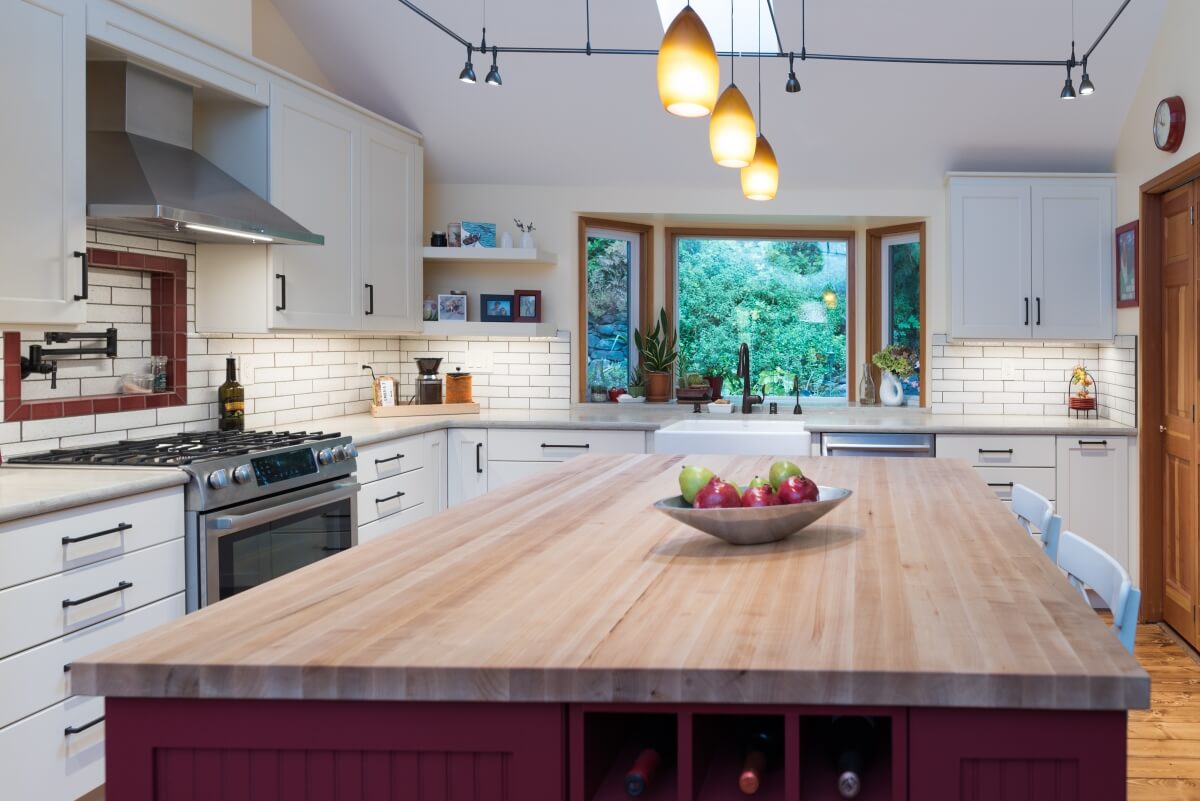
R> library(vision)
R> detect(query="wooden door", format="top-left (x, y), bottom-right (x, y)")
top-left (360, 121), bottom-right (421, 332)
top-left (1162, 182), bottom-right (1198, 644)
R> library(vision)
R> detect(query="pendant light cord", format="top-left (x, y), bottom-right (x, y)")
top-left (730, 0), bottom-right (735, 84)
top-left (757, 0), bottom-right (763, 133)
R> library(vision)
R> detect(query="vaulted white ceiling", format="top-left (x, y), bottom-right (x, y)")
top-left (272, 0), bottom-right (1166, 189)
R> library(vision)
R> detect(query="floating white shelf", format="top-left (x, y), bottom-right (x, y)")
top-left (422, 247), bottom-right (557, 264)
top-left (422, 320), bottom-right (558, 338)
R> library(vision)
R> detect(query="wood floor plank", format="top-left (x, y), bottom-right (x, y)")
top-left (1129, 622), bottom-right (1200, 798)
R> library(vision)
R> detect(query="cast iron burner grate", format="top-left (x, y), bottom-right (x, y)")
top-left (7, 430), bottom-right (340, 466)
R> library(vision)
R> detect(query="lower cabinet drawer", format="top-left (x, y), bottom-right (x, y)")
top-left (0, 593), bottom-right (183, 729)
top-left (0, 487), bottom-right (184, 592)
top-left (975, 466), bottom-right (1057, 502)
top-left (358, 503), bottom-right (430, 544)
top-left (358, 469), bottom-right (428, 526)
top-left (487, 428), bottom-right (646, 462)
top-left (0, 538), bottom-right (184, 658)
top-left (937, 435), bottom-right (1056, 467)
top-left (356, 435), bottom-right (427, 484)
top-left (0, 694), bottom-right (105, 801)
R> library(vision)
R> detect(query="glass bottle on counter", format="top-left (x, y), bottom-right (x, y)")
top-left (857, 363), bottom-right (877, 405)
top-left (218, 356), bottom-right (245, 432)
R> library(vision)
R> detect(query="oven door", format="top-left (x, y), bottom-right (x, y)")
top-left (199, 480), bottom-right (359, 607)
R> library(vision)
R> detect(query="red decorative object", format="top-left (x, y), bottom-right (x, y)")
top-left (514, 288), bottom-right (542, 322)
top-left (4, 247), bottom-right (188, 422)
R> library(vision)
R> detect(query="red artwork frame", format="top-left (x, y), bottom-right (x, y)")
top-left (1115, 220), bottom-right (1139, 309)
top-left (4, 247), bottom-right (189, 422)
top-left (514, 289), bottom-right (543, 322)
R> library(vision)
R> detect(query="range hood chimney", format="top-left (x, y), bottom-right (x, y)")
top-left (86, 62), bottom-right (323, 246)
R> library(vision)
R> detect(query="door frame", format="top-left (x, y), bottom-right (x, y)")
top-left (1139, 151), bottom-right (1200, 621)
top-left (866, 222), bottom-right (927, 407)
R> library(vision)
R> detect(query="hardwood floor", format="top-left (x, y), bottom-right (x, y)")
top-left (1129, 621), bottom-right (1200, 800)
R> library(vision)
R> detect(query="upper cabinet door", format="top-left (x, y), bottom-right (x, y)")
top-left (268, 81), bottom-right (361, 330)
top-left (1031, 180), bottom-right (1114, 340)
top-left (949, 178), bottom-right (1032, 339)
top-left (0, 0), bottom-right (86, 326)
top-left (360, 123), bottom-right (422, 332)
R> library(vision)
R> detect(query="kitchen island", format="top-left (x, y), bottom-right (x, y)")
top-left (72, 455), bottom-right (1148, 800)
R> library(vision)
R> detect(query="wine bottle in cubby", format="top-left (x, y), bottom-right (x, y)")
top-left (623, 718), bottom-right (674, 798)
top-left (623, 747), bottom-right (662, 797)
top-left (737, 722), bottom-right (782, 795)
top-left (830, 716), bottom-right (877, 799)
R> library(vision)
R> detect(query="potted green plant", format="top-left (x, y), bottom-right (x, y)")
top-left (871, 344), bottom-right (918, 407)
top-left (700, 360), bottom-right (726, 400)
top-left (674, 353), bottom-right (712, 402)
top-left (633, 308), bottom-right (677, 403)
top-left (627, 364), bottom-right (645, 398)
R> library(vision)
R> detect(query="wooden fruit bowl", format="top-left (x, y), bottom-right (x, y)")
top-left (653, 487), bottom-right (853, 545)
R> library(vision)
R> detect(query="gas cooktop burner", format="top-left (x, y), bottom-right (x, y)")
top-left (7, 430), bottom-right (341, 467)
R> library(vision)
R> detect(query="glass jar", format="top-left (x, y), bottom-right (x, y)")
top-left (150, 355), bottom-right (169, 391)
top-left (857, 363), bottom-right (877, 405)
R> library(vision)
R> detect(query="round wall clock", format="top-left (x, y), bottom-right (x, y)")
top-left (1153, 96), bottom-right (1186, 152)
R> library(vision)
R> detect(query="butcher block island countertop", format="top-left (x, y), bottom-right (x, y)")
top-left (71, 455), bottom-right (1148, 711)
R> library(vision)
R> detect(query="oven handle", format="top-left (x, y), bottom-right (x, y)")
top-left (207, 482), bottom-right (360, 535)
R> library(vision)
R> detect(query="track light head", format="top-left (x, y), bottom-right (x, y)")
top-left (1078, 72), bottom-right (1094, 95)
top-left (459, 45), bottom-right (476, 83)
top-left (785, 53), bottom-right (801, 93)
top-left (1060, 66), bottom-right (1076, 100)
top-left (486, 46), bottom-right (502, 85)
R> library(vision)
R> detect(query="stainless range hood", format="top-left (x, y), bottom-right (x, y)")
top-left (86, 62), bottom-right (323, 246)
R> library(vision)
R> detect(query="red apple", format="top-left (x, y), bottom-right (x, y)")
top-left (741, 485), bottom-right (781, 507)
top-left (777, 474), bottom-right (820, 504)
top-left (693, 477), bottom-right (742, 509)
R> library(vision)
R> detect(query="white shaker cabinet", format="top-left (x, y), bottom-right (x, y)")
top-left (0, 0), bottom-right (87, 325)
top-left (1055, 436), bottom-right (1131, 571)
top-left (360, 121), bottom-right (422, 332)
top-left (948, 174), bottom-right (1115, 341)
top-left (447, 429), bottom-right (489, 507)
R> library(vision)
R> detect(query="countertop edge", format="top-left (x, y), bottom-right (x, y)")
top-left (0, 471), bottom-right (189, 525)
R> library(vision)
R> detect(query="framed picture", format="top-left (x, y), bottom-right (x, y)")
top-left (480, 294), bottom-right (514, 322)
top-left (461, 221), bottom-right (496, 248)
top-left (447, 223), bottom-right (462, 248)
top-left (437, 293), bottom-right (467, 322)
top-left (514, 289), bottom-right (542, 322)
top-left (1116, 220), bottom-right (1138, 308)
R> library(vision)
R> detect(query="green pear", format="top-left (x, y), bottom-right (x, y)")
top-left (768, 460), bottom-right (803, 491)
top-left (748, 475), bottom-right (770, 490)
top-left (679, 464), bottom-right (716, 504)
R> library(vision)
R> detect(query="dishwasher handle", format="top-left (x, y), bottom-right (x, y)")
top-left (824, 443), bottom-right (933, 454)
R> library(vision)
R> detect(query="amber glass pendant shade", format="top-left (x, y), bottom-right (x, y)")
top-left (740, 134), bottom-right (778, 200)
top-left (657, 6), bottom-right (720, 117)
top-left (709, 84), bottom-right (757, 167)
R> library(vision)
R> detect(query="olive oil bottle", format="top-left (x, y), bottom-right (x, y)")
top-left (218, 356), bottom-right (245, 432)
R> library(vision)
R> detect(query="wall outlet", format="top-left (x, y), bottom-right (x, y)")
top-left (1002, 359), bottom-right (1019, 381)
top-left (465, 350), bottom-right (494, 372)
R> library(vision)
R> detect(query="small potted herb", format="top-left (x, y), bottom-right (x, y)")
top-left (627, 365), bottom-right (645, 398)
top-left (700, 361), bottom-right (726, 400)
top-left (633, 308), bottom-right (677, 403)
top-left (871, 344), bottom-right (918, 407)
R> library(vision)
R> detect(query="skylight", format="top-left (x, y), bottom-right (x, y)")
top-left (656, 0), bottom-right (782, 55)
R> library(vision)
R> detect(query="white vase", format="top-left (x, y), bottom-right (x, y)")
top-left (520, 231), bottom-right (535, 249)
top-left (499, 231), bottom-right (513, 248)
top-left (880, 370), bottom-right (905, 407)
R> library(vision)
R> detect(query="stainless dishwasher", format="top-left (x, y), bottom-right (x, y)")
top-left (820, 432), bottom-right (935, 457)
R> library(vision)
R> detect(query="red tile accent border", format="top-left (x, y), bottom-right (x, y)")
top-left (4, 248), bottom-right (189, 423)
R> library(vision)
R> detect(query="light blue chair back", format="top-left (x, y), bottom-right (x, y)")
top-left (1056, 530), bottom-right (1141, 654)
top-left (1012, 483), bottom-right (1062, 562)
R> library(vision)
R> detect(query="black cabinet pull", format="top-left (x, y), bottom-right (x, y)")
top-left (365, 283), bottom-right (374, 315)
top-left (1024, 297), bottom-right (1029, 326)
top-left (62, 522), bottom-right (131, 546)
top-left (540, 443), bottom-right (590, 449)
top-left (1078, 439), bottom-right (1109, 446)
top-left (275, 273), bottom-right (286, 311)
top-left (1035, 297), bottom-right (1041, 325)
top-left (72, 250), bottom-right (88, 301)
top-left (62, 580), bottom-right (132, 608)
top-left (987, 482), bottom-right (1015, 488)
top-left (476, 441), bottom-right (483, 474)
top-left (374, 454), bottom-right (404, 465)
top-left (64, 716), bottom-right (105, 736)
top-left (977, 448), bottom-right (1014, 454)
top-left (375, 491), bottom-right (405, 504)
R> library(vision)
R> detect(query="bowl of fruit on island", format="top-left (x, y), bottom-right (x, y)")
top-left (654, 461), bottom-right (852, 545)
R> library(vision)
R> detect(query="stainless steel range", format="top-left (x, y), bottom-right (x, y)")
top-left (9, 430), bottom-right (360, 610)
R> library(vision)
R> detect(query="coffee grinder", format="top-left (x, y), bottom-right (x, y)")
top-left (414, 357), bottom-right (443, 405)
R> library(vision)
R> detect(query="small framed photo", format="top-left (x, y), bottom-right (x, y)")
top-left (461, 221), bottom-right (496, 248)
top-left (437, 293), bottom-right (467, 322)
top-left (514, 289), bottom-right (542, 322)
top-left (1116, 220), bottom-right (1138, 308)
top-left (447, 223), bottom-right (462, 248)
top-left (480, 294), bottom-right (515, 322)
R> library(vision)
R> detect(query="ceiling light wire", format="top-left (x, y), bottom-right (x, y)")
top-left (757, 0), bottom-right (763, 132)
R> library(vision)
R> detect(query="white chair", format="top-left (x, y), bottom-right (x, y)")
top-left (1012, 483), bottom-right (1062, 562)
top-left (1056, 530), bottom-right (1141, 654)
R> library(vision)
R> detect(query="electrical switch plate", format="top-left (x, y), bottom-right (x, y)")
top-left (1002, 359), bottom-right (1019, 381)
top-left (465, 351), bottom-right (494, 372)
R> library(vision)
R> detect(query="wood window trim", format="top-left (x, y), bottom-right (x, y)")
top-left (665, 227), bottom-right (857, 401)
top-left (1138, 149), bottom-right (1200, 623)
top-left (866, 222), bottom-right (927, 407)
top-left (577, 216), bottom-right (654, 402)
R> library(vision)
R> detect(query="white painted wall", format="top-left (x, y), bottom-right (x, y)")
top-left (1113, 0), bottom-right (1200, 335)
top-left (252, 0), bottom-right (333, 91)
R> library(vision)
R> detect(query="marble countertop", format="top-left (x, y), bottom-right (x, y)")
top-left (306, 405), bottom-right (1138, 447)
top-left (0, 466), bottom-right (188, 525)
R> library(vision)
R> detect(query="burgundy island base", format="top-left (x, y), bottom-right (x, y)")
top-left (72, 455), bottom-right (1148, 801)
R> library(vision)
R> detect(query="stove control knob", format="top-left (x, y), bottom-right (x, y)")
top-left (317, 448), bottom-right (334, 466)
top-left (345, 443), bottom-right (359, 458)
top-left (207, 469), bottom-right (229, 490)
top-left (232, 464), bottom-right (253, 485)
top-left (332, 445), bottom-right (348, 462)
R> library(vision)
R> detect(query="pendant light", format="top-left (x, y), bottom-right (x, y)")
top-left (657, 3), bottom-right (719, 117)
top-left (458, 44), bottom-right (477, 83)
top-left (741, 0), bottom-right (778, 200)
top-left (709, 0), bottom-right (757, 168)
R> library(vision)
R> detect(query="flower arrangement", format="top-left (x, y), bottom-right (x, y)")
top-left (1071, 363), bottom-right (1094, 398)
top-left (513, 218), bottom-right (535, 234)
top-left (871, 344), bottom-right (919, 378)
